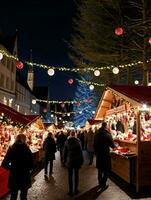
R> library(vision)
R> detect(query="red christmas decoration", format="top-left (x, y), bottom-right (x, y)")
top-left (68, 79), bottom-right (73, 85)
top-left (16, 61), bottom-right (24, 69)
top-left (61, 103), bottom-right (65, 108)
top-left (76, 102), bottom-right (81, 107)
top-left (87, 98), bottom-right (93, 103)
top-left (43, 108), bottom-right (47, 113)
top-left (115, 27), bottom-right (124, 36)
top-left (148, 37), bottom-right (151, 44)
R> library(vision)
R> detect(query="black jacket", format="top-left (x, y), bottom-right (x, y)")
top-left (63, 137), bottom-right (83, 168)
top-left (2, 142), bottom-right (33, 190)
top-left (43, 136), bottom-right (56, 160)
top-left (94, 128), bottom-right (115, 170)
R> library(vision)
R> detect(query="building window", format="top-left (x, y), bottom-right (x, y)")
top-left (6, 77), bottom-right (9, 89)
top-left (0, 73), bottom-right (4, 87)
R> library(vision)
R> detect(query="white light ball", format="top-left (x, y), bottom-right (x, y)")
top-left (112, 67), bottom-right (119, 74)
top-left (89, 85), bottom-right (94, 90)
top-left (48, 68), bottom-right (55, 76)
top-left (0, 53), bottom-right (3, 60)
top-left (94, 70), bottom-right (100, 76)
top-left (134, 80), bottom-right (139, 85)
top-left (32, 99), bottom-right (36, 104)
top-left (67, 113), bottom-right (70, 117)
top-left (92, 111), bottom-right (95, 114)
top-left (148, 82), bottom-right (151, 86)
top-left (51, 114), bottom-right (54, 117)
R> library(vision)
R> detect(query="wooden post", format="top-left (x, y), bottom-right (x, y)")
top-left (136, 109), bottom-right (141, 192)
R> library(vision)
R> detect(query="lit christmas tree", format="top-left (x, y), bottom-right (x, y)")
top-left (73, 75), bottom-right (98, 128)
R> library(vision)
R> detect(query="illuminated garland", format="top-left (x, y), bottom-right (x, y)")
top-left (0, 49), bottom-right (150, 72)
top-left (76, 79), bottom-right (105, 87)
top-left (50, 109), bottom-right (95, 115)
top-left (33, 98), bottom-right (93, 104)
top-left (0, 113), bottom-right (24, 128)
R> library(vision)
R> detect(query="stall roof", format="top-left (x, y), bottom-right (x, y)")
top-left (95, 85), bottom-right (151, 120)
top-left (0, 102), bottom-right (40, 126)
top-left (110, 85), bottom-right (151, 103)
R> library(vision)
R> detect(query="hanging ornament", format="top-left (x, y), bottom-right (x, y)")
top-left (61, 103), bottom-right (65, 108)
top-left (68, 79), bottom-right (73, 85)
top-left (112, 67), bottom-right (119, 74)
top-left (87, 98), bottom-right (93, 103)
top-left (67, 113), bottom-right (70, 117)
top-left (94, 70), bottom-right (100, 76)
top-left (79, 111), bottom-right (82, 114)
top-left (134, 80), bottom-right (139, 85)
top-left (89, 85), bottom-right (94, 90)
top-left (0, 53), bottom-right (3, 60)
top-left (16, 61), bottom-right (24, 69)
top-left (32, 99), bottom-right (36, 104)
top-left (148, 37), bottom-right (151, 44)
top-left (76, 102), bottom-right (81, 107)
top-left (115, 27), bottom-right (124, 36)
top-left (48, 68), bottom-right (55, 76)
top-left (92, 111), bottom-right (95, 114)
top-left (43, 108), bottom-right (47, 113)
top-left (51, 114), bottom-right (54, 117)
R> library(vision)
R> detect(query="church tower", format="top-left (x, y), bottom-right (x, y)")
top-left (27, 49), bottom-right (34, 91)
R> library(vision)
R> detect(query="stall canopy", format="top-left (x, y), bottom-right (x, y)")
top-left (0, 102), bottom-right (40, 126)
top-left (95, 85), bottom-right (151, 120)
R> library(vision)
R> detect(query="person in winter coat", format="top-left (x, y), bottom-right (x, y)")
top-left (43, 132), bottom-right (56, 178)
top-left (2, 133), bottom-right (33, 200)
top-left (56, 131), bottom-right (67, 165)
top-left (63, 131), bottom-right (83, 196)
top-left (85, 127), bottom-right (94, 165)
top-left (94, 122), bottom-right (115, 190)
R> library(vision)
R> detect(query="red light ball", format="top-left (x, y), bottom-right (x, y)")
top-left (16, 61), bottom-right (24, 69)
top-left (115, 27), bottom-right (124, 36)
top-left (76, 102), bottom-right (81, 107)
top-left (43, 108), bottom-right (47, 113)
top-left (68, 79), bottom-right (73, 85)
top-left (61, 103), bottom-right (65, 108)
top-left (148, 37), bottom-right (151, 44)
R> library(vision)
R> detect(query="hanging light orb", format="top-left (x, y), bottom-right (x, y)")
top-left (43, 108), bottom-right (47, 113)
top-left (68, 79), bottom-right (74, 85)
top-left (61, 103), bottom-right (65, 108)
top-left (89, 84), bottom-right (94, 90)
top-left (67, 113), bottom-right (70, 117)
top-left (32, 99), bottom-right (36, 104)
top-left (92, 111), bottom-right (95, 114)
top-left (115, 27), bottom-right (124, 36)
top-left (51, 114), bottom-right (54, 117)
top-left (148, 37), bottom-right (151, 44)
top-left (94, 70), bottom-right (100, 76)
top-left (48, 68), bottom-right (55, 76)
top-left (59, 117), bottom-right (62, 120)
top-left (79, 111), bottom-right (82, 114)
top-left (112, 67), bottom-right (119, 74)
top-left (16, 61), bottom-right (24, 69)
top-left (0, 53), bottom-right (3, 60)
top-left (76, 102), bottom-right (81, 107)
top-left (134, 80), bottom-right (139, 85)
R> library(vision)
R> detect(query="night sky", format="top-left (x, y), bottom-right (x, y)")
top-left (0, 0), bottom-right (77, 100)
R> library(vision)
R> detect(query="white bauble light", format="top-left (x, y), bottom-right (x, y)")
top-left (112, 67), bottom-right (119, 74)
top-left (48, 68), bottom-right (55, 76)
top-left (134, 80), bottom-right (139, 85)
top-left (32, 99), bottom-right (36, 104)
top-left (89, 84), bottom-right (94, 90)
top-left (94, 70), bottom-right (100, 76)
top-left (0, 53), bottom-right (3, 60)
top-left (51, 114), bottom-right (54, 117)
top-left (67, 113), bottom-right (70, 117)
top-left (79, 111), bottom-right (82, 114)
top-left (92, 111), bottom-right (95, 114)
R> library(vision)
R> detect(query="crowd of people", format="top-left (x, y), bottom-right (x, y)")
top-left (1, 122), bottom-right (115, 200)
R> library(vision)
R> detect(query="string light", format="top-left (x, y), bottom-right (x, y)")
top-left (32, 98), bottom-right (93, 104)
top-left (76, 79), bottom-right (104, 87)
top-left (0, 49), bottom-right (149, 73)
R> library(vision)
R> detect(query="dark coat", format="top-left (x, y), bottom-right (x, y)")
top-left (2, 142), bottom-right (33, 190)
top-left (43, 136), bottom-right (56, 160)
top-left (63, 137), bottom-right (83, 168)
top-left (94, 128), bottom-right (115, 170)
top-left (57, 133), bottom-right (67, 150)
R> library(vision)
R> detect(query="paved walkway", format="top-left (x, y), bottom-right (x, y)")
top-left (2, 151), bottom-right (151, 200)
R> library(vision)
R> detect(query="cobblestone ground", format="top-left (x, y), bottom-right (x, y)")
top-left (2, 151), bottom-right (151, 200)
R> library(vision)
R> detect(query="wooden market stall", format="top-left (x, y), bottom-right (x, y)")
top-left (0, 103), bottom-right (45, 197)
top-left (94, 85), bottom-right (151, 192)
